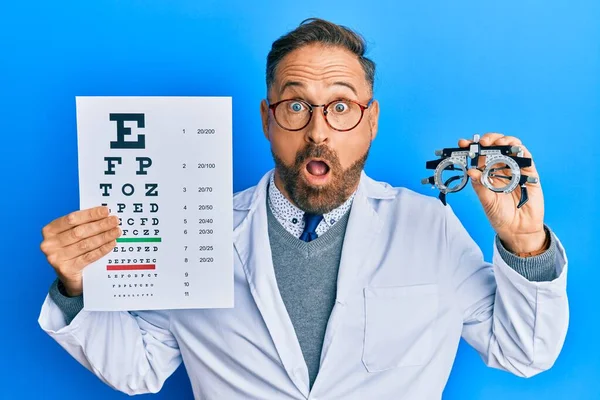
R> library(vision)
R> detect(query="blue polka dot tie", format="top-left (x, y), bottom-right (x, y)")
top-left (299, 213), bottom-right (324, 242)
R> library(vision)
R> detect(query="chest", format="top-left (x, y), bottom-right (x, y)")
top-left (169, 223), bottom-right (461, 393)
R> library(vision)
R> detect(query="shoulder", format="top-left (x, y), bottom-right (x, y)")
top-left (362, 174), bottom-right (452, 241)
top-left (232, 170), bottom-right (273, 212)
top-left (362, 174), bottom-right (445, 215)
top-left (233, 185), bottom-right (256, 210)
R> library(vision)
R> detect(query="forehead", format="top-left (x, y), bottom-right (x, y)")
top-left (272, 44), bottom-right (369, 98)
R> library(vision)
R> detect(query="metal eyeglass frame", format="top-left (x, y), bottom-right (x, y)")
top-left (267, 98), bottom-right (373, 132)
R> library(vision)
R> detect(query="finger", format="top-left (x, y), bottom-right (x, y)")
top-left (58, 226), bottom-right (121, 262)
top-left (478, 132), bottom-right (505, 146)
top-left (42, 206), bottom-right (110, 238)
top-left (491, 135), bottom-right (522, 147)
top-left (514, 143), bottom-right (532, 158)
top-left (485, 165), bottom-right (515, 189)
top-left (466, 168), bottom-right (495, 200)
top-left (467, 168), bottom-right (485, 186)
top-left (514, 144), bottom-right (539, 177)
top-left (48, 215), bottom-right (120, 249)
top-left (458, 138), bottom-right (472, 148)
top-left (71, 240), bottom-right (117, 271)
top-left (459, 133), bottom-right (507, 148)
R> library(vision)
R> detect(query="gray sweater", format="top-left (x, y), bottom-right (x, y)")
top-left (267, 202), bottom-right (350, 388)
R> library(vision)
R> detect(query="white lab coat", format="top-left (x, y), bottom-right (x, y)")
top-left (38, 169), bottom-right (569, 400)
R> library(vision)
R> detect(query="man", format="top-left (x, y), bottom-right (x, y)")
top-left (38, 18), bottom-right (568, 399)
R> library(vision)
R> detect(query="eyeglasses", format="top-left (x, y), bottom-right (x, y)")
top-left (268, 98), bottom-right (373, 132)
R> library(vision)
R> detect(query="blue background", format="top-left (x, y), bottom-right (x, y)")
top-left (1, 1), bottom-right (598, 399)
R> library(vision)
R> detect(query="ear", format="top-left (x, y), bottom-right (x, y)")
top-left (260, 99), bottom-right (270, 141)
top-left (367, 99), bottom-right (380, 141)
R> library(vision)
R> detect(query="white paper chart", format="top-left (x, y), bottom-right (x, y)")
top-left (76, 96), bottom-right (233, 311)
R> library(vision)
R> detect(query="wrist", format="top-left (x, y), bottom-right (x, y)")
top-left (500, 227), bottom-right (550, 257)
top-left (58, 279), bottom-right (83, 297)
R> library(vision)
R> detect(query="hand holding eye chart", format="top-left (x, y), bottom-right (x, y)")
top-left (76, 96), bottom-right (233, 311)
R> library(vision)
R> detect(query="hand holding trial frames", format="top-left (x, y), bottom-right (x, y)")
top-left (422, 134), bottom-right (539, 208)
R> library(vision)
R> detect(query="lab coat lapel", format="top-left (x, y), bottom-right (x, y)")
top-left (336, 172), bottom-right (384, 304)
top-left (233, 170), bottom-right (310, 398)
top-left (318, 172), bottom-right (386, 372)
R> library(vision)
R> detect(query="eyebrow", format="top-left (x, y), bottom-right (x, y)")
top-left (279, 81), bottom-right (304, 97)
top-left (331, 81), bottom-right (358, 96)
top-left (279, 80), bottom-right (359, 98)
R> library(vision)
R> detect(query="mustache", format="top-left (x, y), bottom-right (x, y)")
top-left (293, 144), bottom-right (340, 169)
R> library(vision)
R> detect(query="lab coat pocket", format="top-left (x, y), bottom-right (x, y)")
top-left (362, 284), bottom-right (438, 372)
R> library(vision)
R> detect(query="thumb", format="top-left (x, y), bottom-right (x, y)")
top-left (466, 168), bottom-right (492, 200)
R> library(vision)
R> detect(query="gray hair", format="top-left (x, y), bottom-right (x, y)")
top-left (266, 18), bottom-right (375, 96)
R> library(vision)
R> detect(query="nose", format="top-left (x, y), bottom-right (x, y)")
top-left (305, 106), bottom-right (330, 145)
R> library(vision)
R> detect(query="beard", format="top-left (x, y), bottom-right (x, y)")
top-left (272, 143), bottom-right (370, 214)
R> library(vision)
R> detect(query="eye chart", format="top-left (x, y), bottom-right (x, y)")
top-left (76, 97), bottom-right (233, 311)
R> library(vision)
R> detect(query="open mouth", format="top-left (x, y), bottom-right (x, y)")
top-left (305, 158), bottom-right (331, 177)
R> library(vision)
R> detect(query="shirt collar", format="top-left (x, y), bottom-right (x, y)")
top-left (267, 172), bottom-right (355, 232)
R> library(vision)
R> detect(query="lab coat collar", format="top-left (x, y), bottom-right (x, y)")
top-left (233, 168), bottom-right (387, 397)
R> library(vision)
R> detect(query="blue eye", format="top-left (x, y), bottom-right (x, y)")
top-left (290, 102), bottom-right (304, 112)
top-left (333, 102), bottom-right (348, 113)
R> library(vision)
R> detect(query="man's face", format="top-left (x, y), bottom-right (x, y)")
top-left (260, 44), bottom-right (379, 214)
